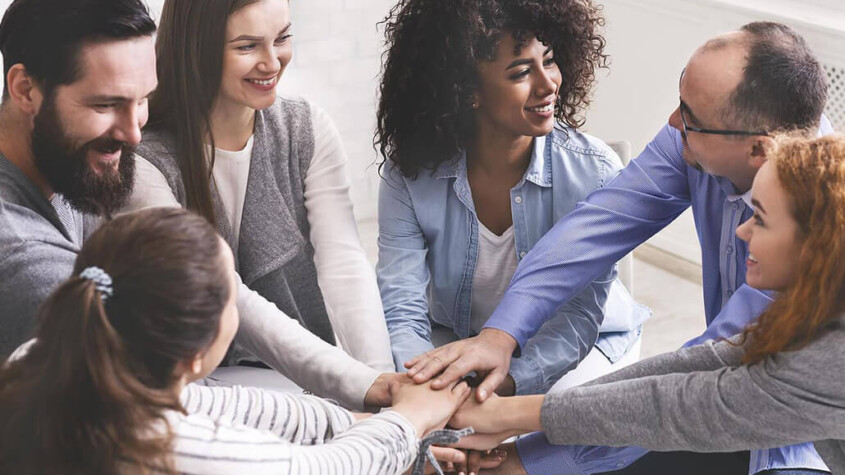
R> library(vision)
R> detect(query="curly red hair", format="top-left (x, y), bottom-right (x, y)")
top-left (740, 134), bottom-right (845, 364)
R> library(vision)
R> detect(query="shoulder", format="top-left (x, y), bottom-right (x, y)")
top-left (262, 94), bottom-right (315, 131)
top-left (547, 124), bottom-right (623, 185)
top-left (137, 127), bottom-right (182, 176)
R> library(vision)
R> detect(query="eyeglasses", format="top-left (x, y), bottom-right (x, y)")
top-left (677, 69), bottom-right (769, 137)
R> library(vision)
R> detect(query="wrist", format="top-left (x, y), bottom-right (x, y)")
top-left (503, 395), bottom-right (544, 434)
top-left (480, 328), bottom-right (518, 353)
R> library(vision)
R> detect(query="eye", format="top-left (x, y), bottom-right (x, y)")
top-left (236, 43), bottom-right (257, 52)
top-left (752, 213), bottom-right (765, 226)
top-left (543, 57), bottom-right (555, 67)
top-left (93, 103), bottom-right (117, 111)
top-left (274, 33), bottom-right (293, 45)
top-left (509, 69), bottom-right (530, 80)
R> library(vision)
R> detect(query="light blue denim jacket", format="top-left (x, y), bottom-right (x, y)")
top-left (377, 125), bottom-right (651, 395)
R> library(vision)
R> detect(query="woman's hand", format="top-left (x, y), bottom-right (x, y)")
top-left (450, 393), bottom-right (545, 440)
top-left (391, 377), bottom-right (472, 436)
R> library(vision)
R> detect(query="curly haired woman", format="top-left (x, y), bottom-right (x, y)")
top-left (375, 0), bottom-right (649, 407)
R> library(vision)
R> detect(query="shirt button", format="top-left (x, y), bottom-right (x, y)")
top-left (617, 462), bottom-right (626, 468)
top-left (514, 196), bottom-right (523, 204)
top-left (519, 251), bottom-right (527, 258)
top-left (726, 245), bottom-right (733, 254)
top-left (732, 202), bottom-right (739, 210)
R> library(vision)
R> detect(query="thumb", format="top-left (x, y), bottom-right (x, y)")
top-left (476, 368), bottom-right (506, 402)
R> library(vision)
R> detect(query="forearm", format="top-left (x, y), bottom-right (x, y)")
top-left (237, 278), bottom-right (379, 410)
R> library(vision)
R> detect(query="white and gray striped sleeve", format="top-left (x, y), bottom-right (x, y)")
top-left (181, 383), bottom-right (357, 443)
top-left (168, 408), bottom-right (418, 474)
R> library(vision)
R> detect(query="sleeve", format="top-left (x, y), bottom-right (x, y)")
top-left (539, 332), bottom-right (845, 452)
top-left (484, 125), bottom-right (692, 350)
top-left (235, 275), bottom-right (380, 411)
top-left (375, 166), bottom-right (438, 371)
top-left (303, 104), bottom-right (394, 373)
top-left (174, 387), bottom-right (418, 474)
top-left (0, 222), bottom-right (76, 357)
top-left (121, 154), bottom-right (181, 212)
top-left (181, 383), bottom-right (355, 440)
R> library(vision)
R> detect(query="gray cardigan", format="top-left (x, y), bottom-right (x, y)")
top-left (136, 97), bottom-right (336, 355)
top-left (541, 314), bottom-right (845, 474)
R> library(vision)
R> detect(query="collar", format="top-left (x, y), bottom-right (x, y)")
top-left (432, 135), bottom-right (551, 188)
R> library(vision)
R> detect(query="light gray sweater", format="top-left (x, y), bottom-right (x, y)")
top-left (541, 314), bottom-right (845, 474)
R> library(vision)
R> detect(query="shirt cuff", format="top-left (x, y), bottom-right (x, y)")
top-left (484, 294), bottom-right (544, 353)
top-left (509, 354), bottom-right (544, 395)
top-left (517, 432), bottom-right (581, 475)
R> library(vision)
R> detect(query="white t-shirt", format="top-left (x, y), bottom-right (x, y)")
top-left (469, 222), bottom-right (518, 334)
top-left (124, 101), bottom-right (394, 375)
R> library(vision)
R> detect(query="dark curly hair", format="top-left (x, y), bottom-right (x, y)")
top-left (376, 0), bottom-right (608, 177)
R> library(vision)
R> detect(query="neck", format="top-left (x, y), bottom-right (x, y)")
top-left (208, 98), bottom-right (255, 152)
top-left (0, 110), bottom-right (53, 198)
top-left (467, 118), bottom-right (534, 178)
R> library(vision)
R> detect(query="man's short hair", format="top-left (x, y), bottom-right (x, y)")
top-left (0, 0), bottom-right (156, 99)
top-left (726, 21), bottom-right (828, 132)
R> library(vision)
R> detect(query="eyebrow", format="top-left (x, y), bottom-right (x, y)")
top-left (751, 198), bottom-right (767, 214)
top-left (86, 90), bottom-right (156, 103)
top-left (505, 46), bottom-right (553, 70)
top-left (228, 23), bottom-right (292, 43)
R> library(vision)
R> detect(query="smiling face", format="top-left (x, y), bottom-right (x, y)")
top-left (735, 161), bottom-right (802, 291)
top-left (31, 35), bottom-right (157, 214)
top-left (667, 33), bottom-right (764, 192)
top-left (474, 34), bottom-right (561, 140)
top-left (216, 0), bottom-right (292, 113)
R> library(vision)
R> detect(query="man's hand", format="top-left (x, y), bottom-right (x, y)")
top-left (405, 328), bottom-right (518, 402)
top-left (363, 372), bottom-right (409, 408)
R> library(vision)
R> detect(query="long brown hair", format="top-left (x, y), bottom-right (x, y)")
top-left (740, 134), bottom-right (845, 364)
top-left (148, 0), bottom-right (260, 224)
top-left (0, 208), bottom-right (229, 475)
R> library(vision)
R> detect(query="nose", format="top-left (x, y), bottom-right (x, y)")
top-left (736, 216), bottom-right (752, 243)
top-left (535, 67), bottom-right (558, 98)
top-left (668, 105), bottom-right (683, 132)
top-left (112, 102), bottom-right (145, 146)
top-left (258, 45), bottom-right (282, 73)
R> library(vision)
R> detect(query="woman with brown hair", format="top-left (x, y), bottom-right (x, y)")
top-left (0, 208), bottom-right (472, 475)
top-left (448, 134), bottom-right (845, 474)
top-left (122, 0), bottom-right (395, 395)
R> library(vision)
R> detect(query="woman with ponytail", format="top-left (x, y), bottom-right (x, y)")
top-left (0, 208), bottom-right (473, 475)
top-left (449, 134), bottom-right (845, 474)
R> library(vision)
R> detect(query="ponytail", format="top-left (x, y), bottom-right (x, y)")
top-left (0, 278), bottom-right (178, 475)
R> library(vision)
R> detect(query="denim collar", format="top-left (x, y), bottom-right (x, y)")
top-left (432, 135), bottom-right (551, 188)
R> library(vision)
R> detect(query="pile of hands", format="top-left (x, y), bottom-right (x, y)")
top-left (363, 329), bottom-right (529, 475)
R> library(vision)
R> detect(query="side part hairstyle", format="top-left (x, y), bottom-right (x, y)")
top-left (0, 0), bottom-right (156, 99)
top-left (724, 21), bottom-right (827, 133)
top-left (0, 208), bottom-right (229, 475)
top-left (376, 0), bottom-right (608, 177)
top-left (148, 0), bottom-right (260, 225)
top-left (741, 134), bottom-right (845, 364)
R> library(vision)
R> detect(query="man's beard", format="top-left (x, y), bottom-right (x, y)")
top-left (30, 96), bottom-right (135, 217)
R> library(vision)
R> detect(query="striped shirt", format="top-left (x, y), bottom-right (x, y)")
top-left (160, 383), bottom-right (418, 474)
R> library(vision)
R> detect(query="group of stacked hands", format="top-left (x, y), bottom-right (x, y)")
top-left (0, 0), bottom-right (843, 474)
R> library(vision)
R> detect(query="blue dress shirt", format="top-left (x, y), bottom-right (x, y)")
top-left (502, 122), bottom-right (832, 474)
top-left (377, 124), bottom-right (650, 395)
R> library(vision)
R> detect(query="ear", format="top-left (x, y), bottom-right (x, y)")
top-left (5, 64), bottom-right (43, 115)
top-left (747, 135), bottom-right (775, 171)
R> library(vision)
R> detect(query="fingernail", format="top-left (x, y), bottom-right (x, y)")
top-left (433, 378), bottom-right (442, 386)
top-left (478, 389), bottom-right (487, 399)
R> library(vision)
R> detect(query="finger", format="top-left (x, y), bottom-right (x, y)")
top-left (476, 368), bottom-right (507, 402)
top-left (478, 449), bottom-right (506, 469)
top-left (430, 357), bottom-right (472, 389)
top-left (430, 446), bottom-right (466, 465)
top-left (468, 450), bottom-right (482, 475)
top-left (455, 449), bottom-right (469, 475)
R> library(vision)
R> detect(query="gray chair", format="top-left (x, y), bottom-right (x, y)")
top-left (606, 141), bottom-right (635, 296)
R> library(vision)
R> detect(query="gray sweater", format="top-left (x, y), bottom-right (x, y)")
top-left (541, 314), bottom-right (845, 474)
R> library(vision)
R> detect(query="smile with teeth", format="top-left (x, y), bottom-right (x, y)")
top-left (748, 253), bottom-right (758, 263)
top-left (246, 77), bottom-right (276, 86)
top-left (526, 103), bottom-right (554, 113)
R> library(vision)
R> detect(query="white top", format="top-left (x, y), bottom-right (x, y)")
top-left (163, 382), bottom-right (417, 474)
top-left (469, 223), bottom-right (518, 334)
top-left (123, 100), bottom-right (394, 407)
top-left (209, 135), bottom-right (254, 251)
